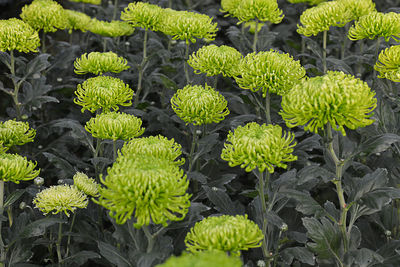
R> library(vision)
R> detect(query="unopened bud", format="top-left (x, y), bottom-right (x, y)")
top-left (34, 177), bottom-right (44, 186)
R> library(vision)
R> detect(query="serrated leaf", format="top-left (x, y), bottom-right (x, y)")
top-left (98, 241), bottom-right (132, 267)
top-left (4, 189), bottom-right (25, 209)
top-left (17, 217), bottom-right (65, 240)
top-left (349, 168), bottom-right (388, 203)
top-left (346, 248), bottom-right (384, 266)
top-left (51, 119), bottom-right (94, 153)
top-left (281, 246), bottom-right (315, 265)
top-left (265, 210), bottom-right (286, 229)
top-left (42, 152), bottom-right (75, 179)
top-left (24, 53), bottom-right (50, 80)
top-left (357, 133), bottom-right (400, 155)
top-left (298, 165), bottom-right (335, 184)
top-left (281, 189), bottom-right (329, 219)
top-left (63, 251), bottom-right (101, 266)
top-left (188, 171), bottom-right (208, 184)
top-left (302, 217), bottom-right (341, 259)
top-left (203, 186), bottom-right (238, 215)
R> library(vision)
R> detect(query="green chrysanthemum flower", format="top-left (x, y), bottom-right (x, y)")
top-left (95, 156), bottom-right (191, 228)
top-left (0, 18), bottom-right (40, 53)
top-left (337, 0), bottom-right (375, 21)
top-left (33, 185), bottom-right (88, 217)
top-left (120, 135), bottom-right (185, 166)
top-left (171, 84), bottom-right (229, 125)
top-left (69, 0), bottom-right (101, 4)
top-left (280, 71), bottom-right (377, 136)
top-left (20, 0), bottom-right (68, 33)
top-left (89, 19), bottom-right (135, 37)
top-left (235, 0), bottom-right (284, 24)
top-left (287, 0), bottom-right (326, 5)
top-left (220, 0), bottom-right (241, 18)
top-left (221, 122), bottom-right (297, 173)
top-left (185, 215), bottom-right (263, 256)
top-left (74, 76), bottom-right (134, 113)
top-left (85, 112), bottom-right (144, 141)
top-left (121, 2), bottom-right (163, 31)
top-left (73, 172), bottom-right (99, 197)
top-left (65, 9), bottom-right (92, 33)
top-left (0, 143), bottom-right (7, 154)
top-left (374, 45), bottom-right (400, 82)
top-left (188, 45), bottom-right (242, 77)
top-left (156, 251), bottom-right (242, 267)
top-left (0, 153), bottom-right (40, 183)
top-left (74, 52), bottom-right (130, 75)
top-left (234, 50), bottom-right (306, 96)
top-left (0, 120), bottom-right (36, 148)
top-left (160, 9), bottom-right (218, 44)
top-left (297, 1), bottom-right (352, 36)
top-left (348, 12), bottom-right (400, 42)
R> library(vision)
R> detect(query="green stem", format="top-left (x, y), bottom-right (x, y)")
top-left (252, 19), bottom-right (259, 52)
top-left (256, 169), bottom-right (271, 263)
top-left (341, 24), bottom-right (349, 60)
top-left (213, 75), bottom-right (218, 89)
top-left (113, 140), bottom-right (117, 161)
top-left (56, 214), bottom-right (63, 265)
top-left (356, 40), bottom-right (364, 77)
top-left (65, 213), bottom-right (76, 258)
top-left (188, 127), bottom-right (198, 174)
top-left (10, 51), bottom-right (22, 120)
top-left (265, 89), bottom-right (271, 124)
top-left (326, 123), bottom-right (348, 254)
top-left (168, 0), bottom-right (172, 8)
top-left (103, 38), bottom-right (107, 52)
top-left (322, 30), bottom-right (327, 74)
top-left (0, 181), bottom-right (5, 266)
top-left (142, 226), bottom-right (154, 253)
top-left (184, 41), bottom-right (191, 84)
top-left (42, 31), bottom-right (46, 53)
top-left (133, 29), bottom-right (148, 108)
top-left (373, 37), bottom-right (381, 78)
top-left (112, 0), bottom-right (119, 20)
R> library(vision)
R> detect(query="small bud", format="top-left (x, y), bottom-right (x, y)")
top-left (280, 223), bottom-right (288, 232)
top-left (57, 77), bottom-right (63, 82)
top-left (196, 130), bottom-right (202, 135)
top-left (257, 260), bottom-right (266, 267)
top-left (32, 106), bottom-right (37, 111)
top-left (125, 41), bottom-right (130, 46)
top-left (150, 101), bottom-right (155, 105)
top-left (21, 114), bottom-right (28, 120)
top-left (385, 230), bottom-right (392, 236)
top-left (33, 73), bottom-right (40, 79)
top-left (57, 179), bottom-right (64, 185)
top-left (19, 201), bottom-right (27, 210)
top-left (212, 186), bottom-right (218, 191)
top-left (37, 145), bottom-right (43, 149)
top-left (34, 177), bottom-right (44, 186)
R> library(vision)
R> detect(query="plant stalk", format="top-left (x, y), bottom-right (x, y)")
top-left (112, 0), bottom-right (119, 20)
top-left (142, 226), bottom-right (154, 253)
top-left (256, 169), bottom-right (271, 264)
top-left (265, 89), bottom-right (271, 124)
top-left (184, 41), bottom-right (191, 84)
top-left (113, 140), bottom-right (117, 161)
top-left (326, 123), bottom-right (348, 254)
top-left (373, 37), bottom-right (381, 78)
top-left (252, 19), bottom-right (259, 52)
top-left (9, 50), bottom-right (22, 120)
top-left (134, 29), bottom-right (149, 108)
top-left (65, 213), bottom-right (76, 258)
top-left (56, 214), bottom-right (63, 265)
top-left (0, 181), bottom-right (5, 267)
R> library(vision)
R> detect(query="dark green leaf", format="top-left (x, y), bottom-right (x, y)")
top-left (280, 246), bottom-right (315, 265)
top-left (4, 189), bottom-right (25, 209)
top-left (281, 189), bottom-right (330, 219)
top-left (24, 53), bottom-right (50, 79)
top-left (203, 186), bottom-right (238, 215)
top-left (357, 133), bottom-right (400, 156)
top-left (298, 165), bottom-right (335, 184)
top-left (18, 217), bottom-right (65, 240)
top-left (63, 251), bottom-right (101, 266)
top-left (349, 168), bottom-right (388, 203)
top-left (98, 241), bottom-right (132, 267)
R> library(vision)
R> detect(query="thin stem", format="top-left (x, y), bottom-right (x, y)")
top-left (213, 75), bottom-right (218, 89)
top-left (356, 40), bottom-right (364, 78)
top-left (184, 41), bottom-right (191, 84)
top-left (142, 226), bottom-right (154, 253)
top-left (10, 51), bottom-right (22, 120)
top-left (322, 30), bottom-right (327, 74)
top-left (252, 19), bottom-right (259, 52)
top-left (187, 127), bottom-right (198, 174)
top-left (325, 123), bottom-right (348, 254)
top-left (265, 89), bottom-right (271, 124)
top-left (113, 140), bottom-right (117, 161)
top-left (103, 38), bottom-right (107, 52)
top-left (168, 0), bottom-right (172, 8)
top-left (373, 37), bottom-right (381, 78)
top-left (65, 213), bottom-right (76, 258)
top-left (272, 230), bottom-right (283, 267)
top-left (341, 24), bottom-right (349, 60)
top-left (56, 214), bottom-right (63, 265)
top-left (42, 31), bottom-right (46, 53)
top-left (0, 181), bottom-right (5, 267)
top-left (133, 29), bottom-right (148, 108)
top-left (112, 0), bottom-right (119, 20)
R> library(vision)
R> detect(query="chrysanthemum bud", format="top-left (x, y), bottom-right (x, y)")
top-left (88, 19), bottom-right (134, 37)
top-left (73, 172), bottom-right (99, 197)
top-left (34, 177), bottom-right (44, 186)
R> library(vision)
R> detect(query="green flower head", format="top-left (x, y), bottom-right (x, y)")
top-left (73, 172), bottom-right (99, 197)
top-left (0, 120), bottom-right (36, 148)
top-left (20, 0), bottom-right (68, 33)
top-left (374, 45), bottom-right (400, 82)
top-left (0, 143), bottom-right (7, 154)
top-left (235, 0), bottom-right (284, 24)
top-left (171, 84), bottom-right (229, 126)
top-left (280, 71), bottom-right (377, 136)
top-left (89, 19), bottom-right (135, 37)
top-left (185, 215), bottom-right (263, 256)
top-left (297, 1), bottom-right (352, 36)
top-left (74, 76), bottom-right (134, 113)
top-left (69, 0), bottom-right (102, 4)
top-left (121, 2), bottom-right (163, 31)
top-left (220, 0), bottom-right (241, 18)
top-left (160, 9), bottom-right (218, 44)
top-left (85, 112), bottom-right (145, 141)
top-left (33, 185), bottom-right (88, 217)
top-left (348, 12), bottom-right (400, 42)
top-left (65, 9), bottom-right (92, 33)
top-left (156, 251), bottom-right (242, 267)
top-left (95, 156), bottom-right (191, 228)
top-left (188, 44), bottom-right (242, 77)
top-left (337, 0), bottom-right (376, 21)
top-left (120, 135), bottom-right (185, 166)
top-left (287, 0), bottom-right (326, 5)
top-left (234, 50), bottom-right (306, 96)
top-left (221, 122), bottom-right (297, 173)
top-left (0, 153), bottom-right (40, 184)
top-left (74, 52), bottom-right (130, 75)
top-left (0, 18), bottom-right (40, 53)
